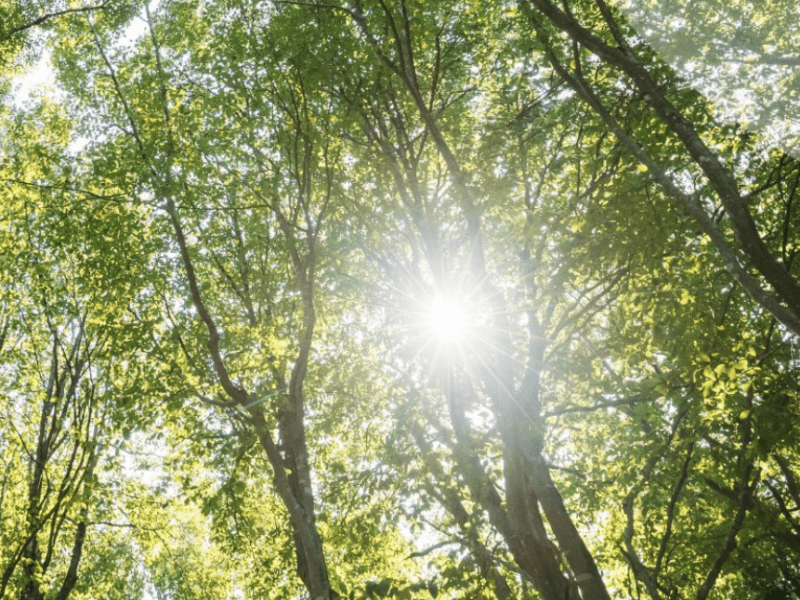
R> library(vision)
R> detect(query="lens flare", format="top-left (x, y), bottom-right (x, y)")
top-left (426, 295), bottom-right (468, 345)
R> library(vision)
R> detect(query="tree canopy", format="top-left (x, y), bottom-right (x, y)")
top-left (1, 1), bottom-right (798, 599)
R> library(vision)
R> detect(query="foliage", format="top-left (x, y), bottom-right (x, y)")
top-left (1, 1), bottom-right (798, 600)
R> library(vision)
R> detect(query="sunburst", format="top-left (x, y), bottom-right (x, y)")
top-left (426, 293), bottom-right (469, 346)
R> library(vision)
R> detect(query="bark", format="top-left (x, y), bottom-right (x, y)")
top-left (525, 455), bottom-right (611, 600)
top-left (409, 421), bottom-right (513, 600)
top-left (52, 439), bottom-right (99, 600)
top-left (167, 199), bottom-right (337, 600)
top-left (251, 407), bottom-right (335, 599)
top-left (52, 521), bottom-right (86, 600)
top-left (446, 386), bottom-right (573, 600)
top-left (19, 342), bottom-right (60, 600)
top-left (504, 448), bottom-right (577, 600)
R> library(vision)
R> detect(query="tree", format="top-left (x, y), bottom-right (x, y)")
top-left (47, 1), bottom-right (421, 597)
top-left (0, 93), bottom-right (158, 598)
top-left (520, 0), bottom-right (800, 336)
top-left (1, 0), bottom-right (798, 599)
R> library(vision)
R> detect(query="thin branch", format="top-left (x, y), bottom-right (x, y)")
top-left (407, 539), bottom-right (460, 558)
top-left (1, 3), bottom-right (108, 43)
top-left (543, 394), bottom-right (654, 418)
top-left (654, 442), bottom-right (694, 577)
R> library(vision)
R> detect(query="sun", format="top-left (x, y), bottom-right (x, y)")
top-left (426, 294), bottom-right (470, 346)
top-left (396, 278), bottom-right (485, 367)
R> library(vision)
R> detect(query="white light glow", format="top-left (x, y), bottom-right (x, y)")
top-left (426, 295), bottom-right (469, 344)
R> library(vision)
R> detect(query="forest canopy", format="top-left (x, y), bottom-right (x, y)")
top-left (1, 1), bottom-right (799, 599)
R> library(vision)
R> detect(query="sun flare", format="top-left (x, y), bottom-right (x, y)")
top-left (426, 295), bottom-right (469, 345)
